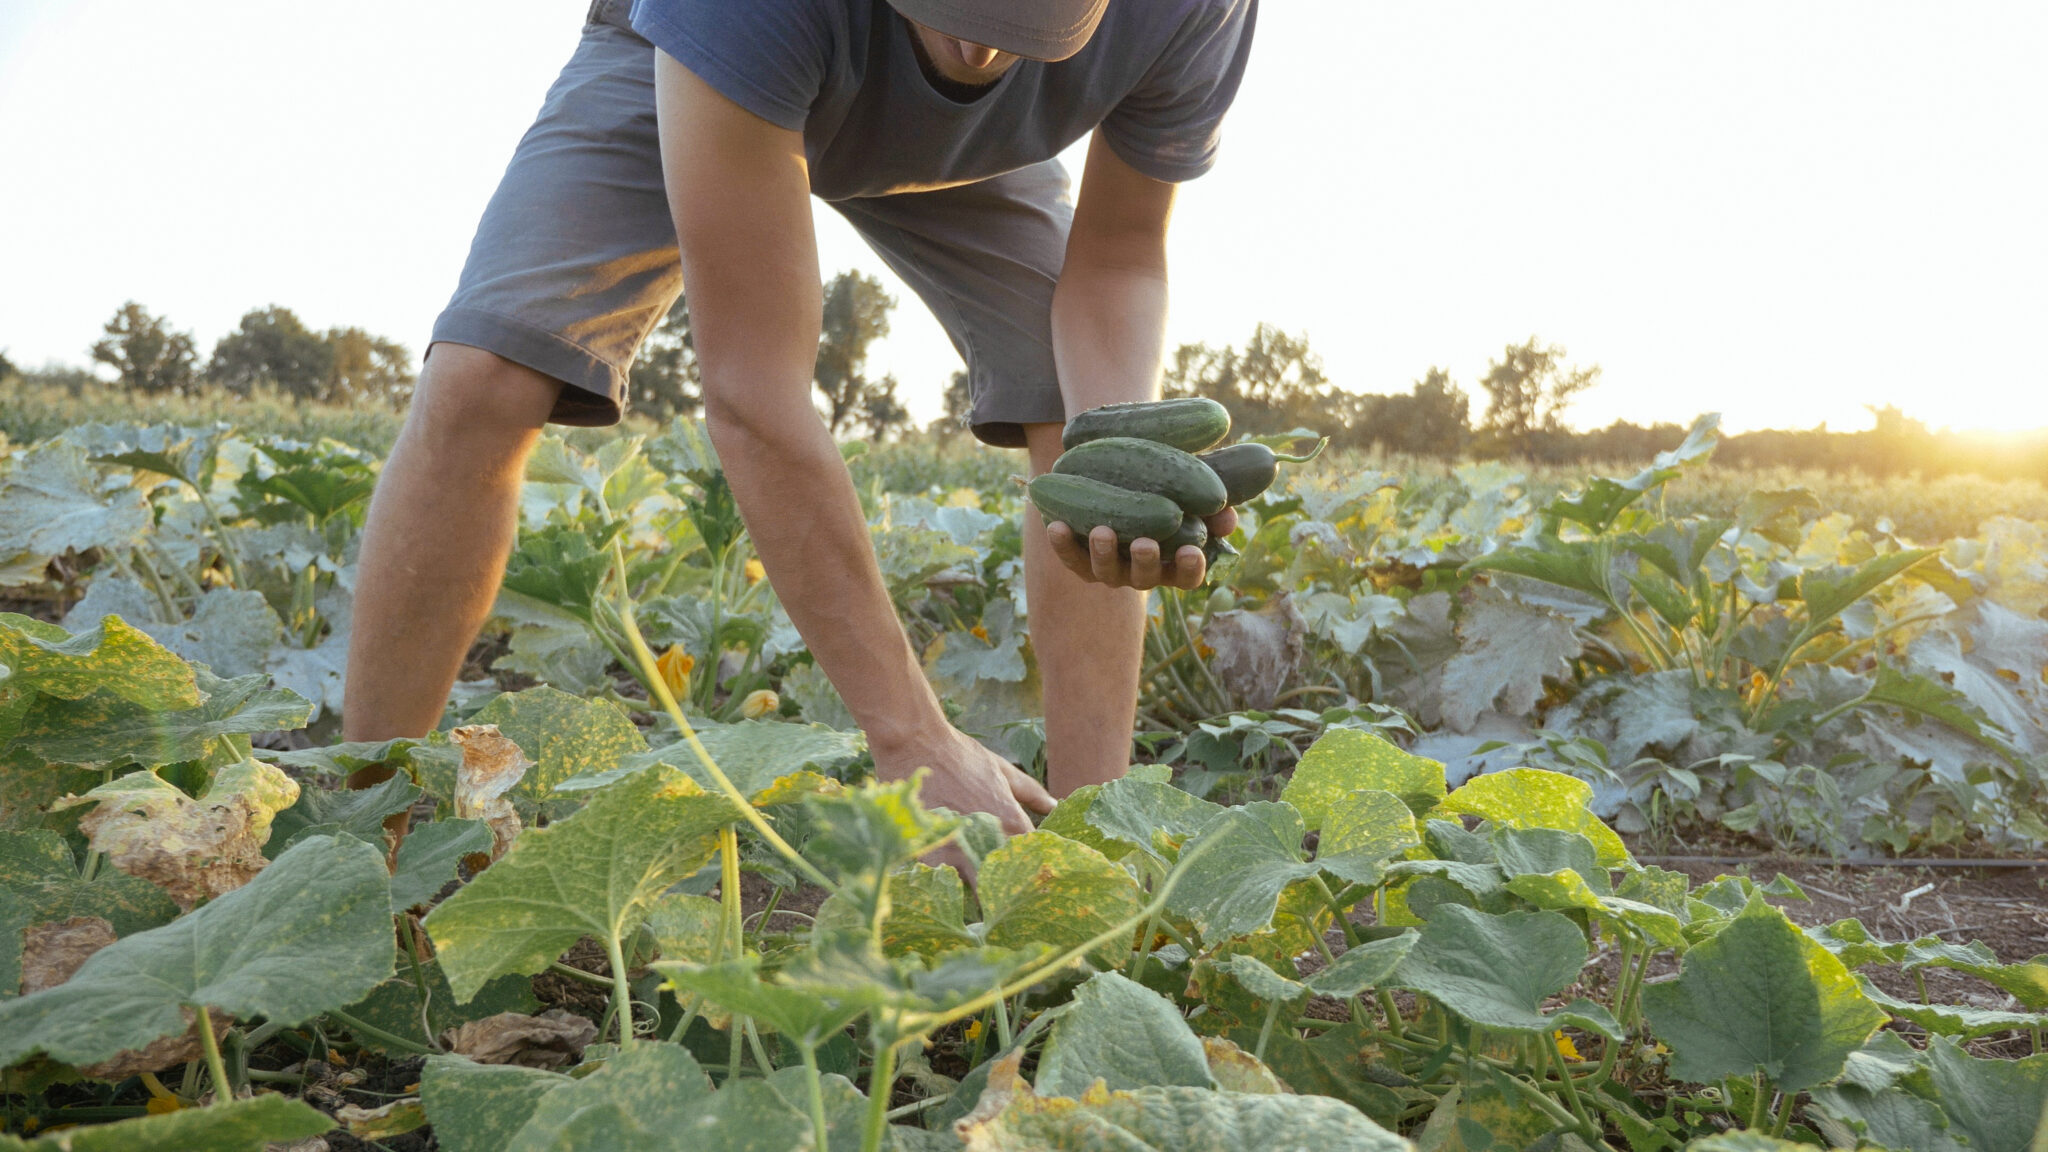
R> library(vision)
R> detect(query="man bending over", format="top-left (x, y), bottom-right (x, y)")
top-left (343, 0), bottom-right (1257, 836)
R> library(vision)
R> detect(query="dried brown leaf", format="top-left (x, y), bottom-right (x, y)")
top-left (19, 915), bottom-right (117, 994)
top-left (440, 1008), bottom-right (598, 1069)
top-left (451, 724), bottom-right (529, 861)
top-left (1200, 592), bottom-right (1305, 710)
top-left (55, 761), bottom-right (300, 911)
top-left (336, 1097), bottom-right (427, 1138)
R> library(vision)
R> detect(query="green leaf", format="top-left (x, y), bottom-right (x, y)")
top-left (1798, 549), bottom-right (1933, 627)
top-left (1282, 727), bottom-right (1446, 824)
top-left (389, 819), bottom-right (493, 912)
top-left (0, 835), bottom-right (395, 1067)
top-left (1900, 937), bottom-right (2048, 1009)
top-left (14, 672), bottom-right (307, 772)
top-left (658, 955), bottom-right (869, 1044)
top-left (1081, 777), bottom-right (1226, 866)
top-left (468, 686), bottom-right (647, 803)
top-left (423, 764), bottom-right (734, 1001)
top-left (979, 831), bottom-right (1143, 968)
top-left (802, 779), bottom-right (957, 935)
top-left (0, 615), bottom-right (198, 745)
top-left (1641, 893), bottom-right (1887, 1094)
top-left (0, 830), bottom-right (178, 999)
top-left (1439, 768), bottom-right (1631, 868)
top-left (816, 863), bottom-right (974, 960)
top-left (1864, 665), bottom-right (2004, 747)
top-left (499, 521), bottom-right (622, 621)
top-left (1210, 955), bottom-right (1305, 1008)
top-left (0, 1092), bottom-right (332, 1151)
top-left (1857, 977), bottom-right (2048, 1040)
top-left (420, 1056), bottom-right (571, 1152)
top-left (1036, 971), bottom-right (1215, 1098)
top-left (1316, 789), bottom-right (1421, 887)
top-left (1923, 1034), bottom-right (2048, 1152)
top-left (570, 719), bottom-right (865, 804)
top-left (0, 441), bottom-right (151, 582)
top-left (1682, 1134), bottom-right (1812, 1152)
top-left (1808, 1083), bottom-right (1969, 1152)
top-left (1169, 803), bottom-right (1319, 942)
top-left (343, 960), bottom-right (539, 1055)
top-left (267, 773), bottom-right (421, 856)
top-left (1390, 904), bottom-right (1620, 1039)
top-left (963, 1049), bottom-right (1409, 1152)
top-left (1306, 933), bottom-right (1418, 998)
top-left (1467, 536), bottom-right (1619, 603)
top-left (508, 1042), bottom-right (811, 1152)
top-left (140, 588), bottom-right (286, 682)
top-left (1247, 1023), bottom-right (1408, 1131)
top-left (82, 421), bottom-right (228, 488)
top-left (270, 736), bottom-right (459, 782)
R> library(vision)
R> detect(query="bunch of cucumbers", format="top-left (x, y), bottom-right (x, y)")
top-left (1027, 397), bottom-right (1324, 574)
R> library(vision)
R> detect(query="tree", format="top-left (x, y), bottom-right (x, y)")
top-left (928, 369), bottom-right (973, 436)
top-left (629, 297), bottom-right (702, 421)
top-left (323, 327), bottom-right (415, 407)
top-left (1163, 323), bottom-right (1331, 435)
top-left (90, 301), bottom-right (198, 395)
top-left (206, 305), bottom-right (333, 399)
top-left (0, 349), bottom-right (16, 381)
top-left (814, 270), bottom-right (908, 437)
top-left (1366, 367), bottom-right (1471, 456)
top-left (1475, 336), bottom-right (1599, 459)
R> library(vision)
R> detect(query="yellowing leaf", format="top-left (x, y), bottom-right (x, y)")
top-left (1439, 768), bottom-right (1630, 868)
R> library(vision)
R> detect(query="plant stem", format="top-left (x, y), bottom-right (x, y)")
top-left (745, 1016), bottom-right (775, 1074)
top-left (549, 960), bottom-right (615, 988)
top-left (862, 1038), bottom-right (900, 1152)
top-left (1746, 1072), bottom-right (1770, 1131)
top-left (196, 1006), bottom-right (231, 1105)
top-left (801, 1042), bottom-right (831, 1152)
top-left (721, 826), bottom-right (745, 957)
top-left (1254, 1001), bottom-right (1282, 1063)
top-left (993, 995), bottom-right (1013, 1051)
top-left (1127, 909), bottom-right (1164, 984)
top-left (1547, 1030), bottom-right (1595, 1132)
top-left (325, 1008), bottom-right (435, 1056)
top-left (605, 933), bottom-right (636, 1048)
top-left (396, 916), bottom-right (442, 1051)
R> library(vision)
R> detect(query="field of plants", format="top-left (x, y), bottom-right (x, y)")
top-left (1, 409), bottom-right (2045, 1150)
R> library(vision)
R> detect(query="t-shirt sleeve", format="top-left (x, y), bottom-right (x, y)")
top-left (1100, 0), bottom-right (1258, 183)
top-left (629, 0), bottom-right (834, 132)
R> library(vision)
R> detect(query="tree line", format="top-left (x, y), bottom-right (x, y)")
top-left (9, 295), bottom-right (2039, 483)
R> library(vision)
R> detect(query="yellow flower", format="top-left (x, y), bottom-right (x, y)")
top-left (947, 488), bottom-right (982, 508)
top-left (1553, 1030), bottom-right (1583, 1061)
top-left (744, 558), bottom-right (766, 585)
top-left (970, 624), bottom-right (991, 642)
top-left (740, 689), bottom-right (780, 719)
top-left (964, 1019), bottom-right (986, 1042)
top-left (146, 1095), bottom-right (184, 1115)
top-left (657, 646), bottom-right (695, 699)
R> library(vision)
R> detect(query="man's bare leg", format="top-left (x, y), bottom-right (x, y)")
top-left (1021, 422), bottom-right (1149, 796)
top-left (343, 343), bottom-right (561, 787)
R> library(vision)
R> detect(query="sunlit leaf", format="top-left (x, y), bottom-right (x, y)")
top-left (979, 831), bottom-right (1143, 968)
top-left (1281, 727), bottom-right (1445, 827)
top-left (1035, 971), bottom-right (1214, 1098)
top-left (1439, 768), bottom-right (1630, 868)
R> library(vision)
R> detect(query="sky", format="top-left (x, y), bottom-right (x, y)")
top-left (2, 1), bottom-right (2043, 434)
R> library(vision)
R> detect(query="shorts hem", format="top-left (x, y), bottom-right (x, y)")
top-left (431, 306), bottom-right (625, 427)
top-left (969, 384), bottom-right (1065, 448)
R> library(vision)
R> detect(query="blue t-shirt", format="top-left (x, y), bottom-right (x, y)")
top-left (629, 0), bottom-right (1257, 201)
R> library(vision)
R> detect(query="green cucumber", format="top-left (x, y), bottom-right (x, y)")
top-left (1197, 437), bottom-right (1329, 505)
top-left (1026, 473), bottom-right (1182, 546)
top-left (1061, 397), bottom-right (1231, 454)
top-left (1158, 513), bottom-right (1209, 555)
top-left (1052, 437), bottom-right (1229, 516)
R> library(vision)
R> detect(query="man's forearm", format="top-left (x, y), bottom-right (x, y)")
top-left (705, 400), bottom-right (947, 752)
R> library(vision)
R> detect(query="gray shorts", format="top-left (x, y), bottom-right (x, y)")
top-left (432, 0), bottom-right (1072, 447)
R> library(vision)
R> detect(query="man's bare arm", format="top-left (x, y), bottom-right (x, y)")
top-left (1045, 133), bottom-right (1235, 590)
top-left (653, 56), bottom-right (1050, 831)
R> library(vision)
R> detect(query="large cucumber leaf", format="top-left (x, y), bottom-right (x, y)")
top-left (0, 834), bottom-right (394, 1068)
top-left (1036, 971), bottom-right (1214, 1098)
top-left (1281, 727), bottom-right (1446, 826)
top-left (1642, 893), bottom-right (1887, 1094)
top-left (423, 764), bottom-right (734, 1001)
top-left (1389, 904), bottom-right (1620, 1039)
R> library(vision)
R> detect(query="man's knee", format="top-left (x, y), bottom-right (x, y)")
top-left (404, 343), bottom-right (564, 449)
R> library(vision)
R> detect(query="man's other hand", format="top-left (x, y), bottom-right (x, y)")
top-left (1046, 505), bottom-right (1238, 592)
top-left (874, 724), bottom-right (1054, 880)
